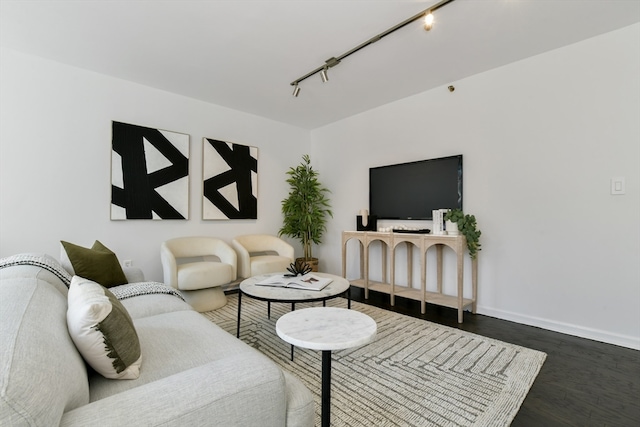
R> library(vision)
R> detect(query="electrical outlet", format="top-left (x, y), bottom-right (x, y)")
top-left (611, 177), bottom-right (625, 195)
top-left (123, 259), bottom-right (133, 268)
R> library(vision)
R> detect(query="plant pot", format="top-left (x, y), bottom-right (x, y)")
top-left (296, 257), bottom-right (319, 272)
top-left (445, 220), bottom-right (459, 235)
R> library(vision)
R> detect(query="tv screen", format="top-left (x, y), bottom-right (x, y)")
top-left (369, 155), bottom-right (462, 220)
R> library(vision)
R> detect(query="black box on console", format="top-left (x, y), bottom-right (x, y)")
top-left (356, 215), bottom-right (377, 231)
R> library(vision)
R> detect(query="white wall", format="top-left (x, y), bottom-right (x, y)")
top-left (0, 47), bottom-right (309, 281)
top-left (1, 24), bottom-right (638, 350)
top-left (312, 24), bottom-right (640, 349)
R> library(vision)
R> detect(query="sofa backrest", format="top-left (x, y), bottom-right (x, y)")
top-left (0, 264), bottom-right (90, 425)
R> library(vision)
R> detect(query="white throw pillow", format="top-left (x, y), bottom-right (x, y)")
top-left (67, 276), bottom-right (142, 379)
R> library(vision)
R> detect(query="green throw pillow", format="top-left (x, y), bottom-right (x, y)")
top-left (61, 240), bottom-right (128, 287)
top-left (67, 275), bottom-right (142, 379)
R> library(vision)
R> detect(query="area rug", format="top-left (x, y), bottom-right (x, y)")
top-left (202, 295), bottom-right (546, 427)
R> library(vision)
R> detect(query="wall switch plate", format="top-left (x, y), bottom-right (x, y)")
top-left (611, 177), bottom-right (625, 195)
top-left (123, 259), bottom-right (133, 267)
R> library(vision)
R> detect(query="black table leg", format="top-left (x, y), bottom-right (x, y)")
top-left (268, 301), bottom-right (271, 319)
top-left (348, 286), bottom-right (351, 309)
top-left (236, 291), bottom-right (242, 338)
top-left (322, 350), bottom-right (331, 427)
top-left (290, 302), bottom-right (296, 360)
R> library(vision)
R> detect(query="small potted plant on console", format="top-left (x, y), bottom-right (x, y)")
top-left (443, 208), bottom-right (464, 235)
top-left (444, 209), bottom-right (482, 259)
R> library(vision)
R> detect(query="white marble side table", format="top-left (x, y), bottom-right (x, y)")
top-left (276, 307), bottom-right (377, 427)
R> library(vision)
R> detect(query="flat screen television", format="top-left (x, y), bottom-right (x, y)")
top-left (369, 155), bottom-right (462, 220)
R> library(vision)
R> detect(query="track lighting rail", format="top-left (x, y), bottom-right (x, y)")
top-left (290, 0), bottom-right (456, 95)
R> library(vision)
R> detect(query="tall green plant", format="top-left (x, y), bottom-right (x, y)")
top-left (279, 155), bottom-right (333, 260)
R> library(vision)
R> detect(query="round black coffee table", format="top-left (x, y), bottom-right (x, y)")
top-left (236, 272), bottom-right (351, 359)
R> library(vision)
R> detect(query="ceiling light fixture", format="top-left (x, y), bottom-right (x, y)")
top-left (290, 0), bottom-right (456, 96)
top-left (320, 67), bottom-right (329, 83)
top-left (424, 11), bottom-right (435, 31)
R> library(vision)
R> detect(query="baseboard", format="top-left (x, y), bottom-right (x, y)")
top-left (477, 305), bottom-right (640, 351)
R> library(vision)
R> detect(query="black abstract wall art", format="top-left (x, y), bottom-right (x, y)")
top-left (111, 121), bottom-right (189, 220)
top-left (203, 138), bottom-right (257, 220)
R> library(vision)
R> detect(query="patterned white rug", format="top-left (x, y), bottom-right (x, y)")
top-left (203, 294), bottom-right (546, 427)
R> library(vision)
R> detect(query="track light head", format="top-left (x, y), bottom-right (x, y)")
top-left (424, 12), bottom-right (434, 31)
top-left (320, 68), bottom-right (329, 83)
top-left (292, 83), bottom-right (300, 97)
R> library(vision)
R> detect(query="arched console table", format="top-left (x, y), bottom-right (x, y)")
top-left (342, 231), bottom-right (477, 323)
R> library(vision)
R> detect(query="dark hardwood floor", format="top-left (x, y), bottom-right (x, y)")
top-left (348, 287), bottom-right (640, 427)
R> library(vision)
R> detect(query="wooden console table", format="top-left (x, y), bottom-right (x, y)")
top-left (341, 231), bottom-right (477, 323)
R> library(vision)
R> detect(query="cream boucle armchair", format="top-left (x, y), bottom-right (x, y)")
top-left (231, 234), bottom-right (294, 279)
top-left (161, 237), bottom-right (237, 311)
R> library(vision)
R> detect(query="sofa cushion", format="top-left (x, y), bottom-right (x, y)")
top-left (120, 292), bottom-right (194, 320)
top-left (282, 370), bottom-right (315, 427)
top-left (89, 309), bottom-right (266, 400)
top-left (61, 240), bottom-right (128, 288)
top-left (63, 353), bottom-right (288, 427)
top-left (67, 276), bottom-right (142, 380)
top-left (0, 267), bottom-right (89, 426)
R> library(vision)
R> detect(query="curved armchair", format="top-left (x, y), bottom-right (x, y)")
top-left (161, 237), bottom-right (237, 312)
top-left (231, 234), bottom-right (294, 279)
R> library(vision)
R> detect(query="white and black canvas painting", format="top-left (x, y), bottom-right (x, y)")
top-left (111, 121), bottom-right (189, 220)
top-left (202, 138), bottom-right (257, 220)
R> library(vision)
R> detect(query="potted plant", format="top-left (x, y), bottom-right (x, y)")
top-left (444, 209), bottom-right (482, 259)
top-left (443, 208), bottom-right (464, 235)
top-left (279, 154), bottom-right (333, 271)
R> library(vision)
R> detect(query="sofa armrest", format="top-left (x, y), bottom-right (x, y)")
top-left (122, 266), bottom-right (144, 283)
top-left (60, 354), bottom-right (287, 427)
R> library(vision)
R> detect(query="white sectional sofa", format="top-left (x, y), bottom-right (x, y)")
top-left (0, 254), bottom-right (314, 426)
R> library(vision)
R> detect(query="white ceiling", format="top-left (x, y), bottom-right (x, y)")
top-left (1, 0), bottom-right (639, 130)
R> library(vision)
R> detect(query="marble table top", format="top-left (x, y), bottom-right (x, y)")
top-left (276, 307), bottom-right (377, 351)
top-left (240, 272), bottom-right (350, 302)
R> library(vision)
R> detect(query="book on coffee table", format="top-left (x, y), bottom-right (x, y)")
top-left (255, 274), bottom-right (333, 291)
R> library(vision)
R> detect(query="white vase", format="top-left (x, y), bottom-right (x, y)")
top-left (446, 220), bottom-right (459, 235)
